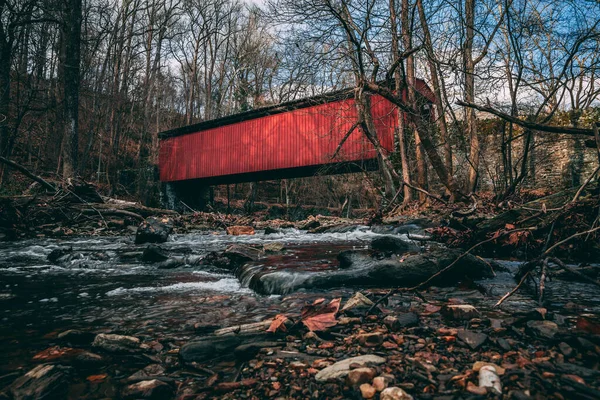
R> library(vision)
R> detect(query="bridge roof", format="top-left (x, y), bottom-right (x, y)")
top-left (159, 79), bottom-right (434, 139)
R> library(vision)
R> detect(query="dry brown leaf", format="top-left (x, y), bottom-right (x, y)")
top-left (266, 314), bottom-right (289, 333)
top-left (301, 298), bottom-right (341, 331)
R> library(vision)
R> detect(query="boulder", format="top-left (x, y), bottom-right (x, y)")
top-left (9, 364), bottom-right (71, 400)
top-left (142, 245), bottom-right (169, 263)
top-left (264, 227), bottom-right (280, 235)
top-left (250, 248), bottom-right (494, 295)
top-left (315, 355), bottom-right (386, 382)
top-left (92, 333), bottom-right (141, 353)
top-left (135, 217), bottom-right (174, 244)
top-left (203, 244), bottom-right (262, 271)
top-left (371, 236), bottom-right (419, 254)
top-left (121, 379), bottom-right (173, 399)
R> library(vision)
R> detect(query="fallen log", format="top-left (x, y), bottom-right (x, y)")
top-left (0, 156), bottom-right (56, 192)
top-left (78, 208), bottom-right (144, 220)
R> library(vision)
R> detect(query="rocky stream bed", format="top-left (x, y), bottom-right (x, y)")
top-left (1, 223), bottom-right (600, 399)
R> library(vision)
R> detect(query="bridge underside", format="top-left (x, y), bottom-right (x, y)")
top-left (162, 159), bottom-right (380, 210)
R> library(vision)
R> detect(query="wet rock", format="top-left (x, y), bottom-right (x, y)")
top-left (226, 225), bottom-right (255, 235)
top-left (555, 363), bottom-right (600, 378)
top-left (135, 217), bottom-right (174, 244)
top-left (9, 364), bottom-right (71, 400)
top-left (142, 245), bottom-right (169, 263)
top-left (155, 258), bottom-right (185, 269)
top-left (92, 333), bottom-right (141, 353)
top-left (384, 313), bottom-right (419, 330)
top-left (179, 334), bottom-right (274, 363)
top-left (315, 355), bottom-right (386, 382)
top-left (457, 329), bottom-right (487, 350)
top-left (128, 364), bottom-right (166, 381)
top-left (47, 247), bottom-right (72, 263)
top-left (223, 244), bottom-right (262, 263)
top-left (250, 248), bottom-right (493, 295)
top-left (360, 383), bottom-right (377, 398)
top-left (33, 346), bottom-right (102, 366)
top-left (299, 218), bottom-right (320, 230)
top-left (373, 375), bottom-right (392, 392)
top-left (357, 332), bottom-right (384, 347)
top-left (57, 329), bottom-right (95, 345)
top-left (264, 227), bottom-right (280, 235)
top-left (234, 341), bottom-right (284, 361)
top-left (346, 367), bottom-right (377, 387)
top-left (380, 386), bottom-right (413, 400)
top-left (203, 244), bottom-right (263, 271)
top-left (121, 379), bottom-right (173, 399)
top-left (341, 292), bottom-right (374, 314)
top-left (441, 304), bottom-right (480, 320)
top-left (559, 342), bottom-right (574, 357)
top-left (526, 320), bottom-right (558, 339)
top-left (371, 235), bottom-right (419, 254)
top-left (263, 242), bottom-right (285, 252)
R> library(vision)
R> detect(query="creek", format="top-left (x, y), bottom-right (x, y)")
top-left (1, 227), bottom-right (599, 376)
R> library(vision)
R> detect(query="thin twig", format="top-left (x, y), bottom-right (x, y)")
top-left (550, 257), bottom-right (600, 287)
top-left (495, 271), bottom-right (530, 307)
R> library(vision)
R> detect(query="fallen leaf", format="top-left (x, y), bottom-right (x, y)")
top-left (267, 314), bottom-right (289, 333)
top-left (87, 374), bottom-right (107, 383)
top-left (576, 317), bottom-right (600, 334)
top-left (301, 298), bottom-right (341, 331)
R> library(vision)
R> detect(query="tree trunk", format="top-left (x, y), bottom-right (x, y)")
top-left (402, 0), bottom-right (428, 202)
top-left (0, 38), bottom-right (11, 186)
top-left (389, 0), bottom-right (412, 205)
top-left (61, 0), bottom-right (82, 180)
top-left (416, 0), bottom-right (452, 177)
top-left (464, 0), bottom-right (479, 193)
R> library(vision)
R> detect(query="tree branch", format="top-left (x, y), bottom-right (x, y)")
top-left (456, 100), bottom-right (594, 136)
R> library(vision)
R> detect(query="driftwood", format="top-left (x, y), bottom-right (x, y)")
top-left (214, 319), bottom-right (273, 336)
top-left (71, 202), bottom-right (178, 218)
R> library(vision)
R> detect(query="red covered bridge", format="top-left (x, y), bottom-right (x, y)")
top-left (159, 81), bottom-right (434, 207)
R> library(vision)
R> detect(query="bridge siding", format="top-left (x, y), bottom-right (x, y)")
top-left (159, 95), bottom-right (398, 182)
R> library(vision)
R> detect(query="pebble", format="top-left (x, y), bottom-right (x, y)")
top-left (559, 342), bottom-right (573, 357)
top-left (121, 379), bottom-right (173, 399)
top-left (380, 386), bottom-right (414, 400)
top-left (357, 332), bottom-right (384, 347)
top-left (526, 320), bottom-right (558, 339)
top-left (373, 376), bottom-right (390, 392)
top-left (360, 383), bottom-right (377, 399)
top-left (457, 329), bottom-right (488, 350)
top-left (346, 367), bottom-right (377, 387)
top-left (441, 304), bottom-right (480, 320)
top-left (92, 333), bottom-right (141, 353)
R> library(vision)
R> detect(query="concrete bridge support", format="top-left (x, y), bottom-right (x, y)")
top-left (161, 181), bottom-right (211, 211)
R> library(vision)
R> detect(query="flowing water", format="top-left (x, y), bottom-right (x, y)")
top-left (1, 227), bottom-right (599, 375)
